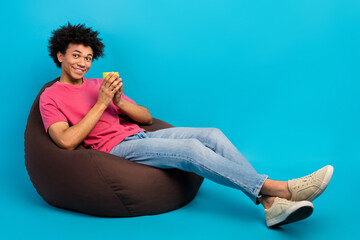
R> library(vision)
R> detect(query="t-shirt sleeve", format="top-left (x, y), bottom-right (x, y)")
top-left (39, 92), bottom-right (68, 132)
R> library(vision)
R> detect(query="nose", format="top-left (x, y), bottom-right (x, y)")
top-left (77, 58), bottom-right (85, 68)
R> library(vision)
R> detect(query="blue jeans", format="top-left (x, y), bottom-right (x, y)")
top-left (110, 127), bottom-right (268, 204)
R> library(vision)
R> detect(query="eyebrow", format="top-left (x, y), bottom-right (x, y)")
top-left (73, 50), bottom-right (93, 56)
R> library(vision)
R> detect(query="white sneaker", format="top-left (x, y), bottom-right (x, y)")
top-left (264, 197), bottom-right (314, 228)
top-left (288, 165), bottom-right (334, 202)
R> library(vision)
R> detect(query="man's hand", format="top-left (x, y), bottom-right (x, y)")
top-left (97, 72), bottom-right (122, 108)
top-left (113, 77), bottom-right (124, 106)
top-left (99, 72), bottom-right (152, 125)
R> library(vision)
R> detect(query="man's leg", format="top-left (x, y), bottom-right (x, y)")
top-left (146, 127), bottom-right (256, 168)
top-left (110, 130), bottom-right (334, 227)
top-left (146, 128), bottom-right (332, 202)
top-left (110, 132), bottom-right (268, 204)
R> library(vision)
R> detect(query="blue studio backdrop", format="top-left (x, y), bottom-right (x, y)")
top-left (0, 0), bottom-right (359, 239)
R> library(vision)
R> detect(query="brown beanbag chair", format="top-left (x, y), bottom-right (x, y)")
top-left (24, 78), bottom-right (203, 217)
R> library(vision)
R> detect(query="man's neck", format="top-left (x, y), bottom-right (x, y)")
top-left (59, 75), bottom-right (83, 86)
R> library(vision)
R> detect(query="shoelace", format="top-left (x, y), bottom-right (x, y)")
top-left (293, 172), bottom-right (316, 190)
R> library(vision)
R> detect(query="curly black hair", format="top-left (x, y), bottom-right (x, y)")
top-left (48, 23), bottom-right (105, 68)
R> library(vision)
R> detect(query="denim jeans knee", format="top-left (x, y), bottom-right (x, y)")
top-left (110, 127), bottom-right (268, 204)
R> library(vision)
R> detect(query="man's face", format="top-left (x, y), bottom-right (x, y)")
top-left (57, 43), bottom-right (93, 81)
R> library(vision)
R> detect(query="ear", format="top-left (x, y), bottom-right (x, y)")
top-left (57, 52), bottom-right (63, 63)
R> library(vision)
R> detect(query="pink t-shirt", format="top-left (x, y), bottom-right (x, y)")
top-left (39, 78), bottom-right (144, 153)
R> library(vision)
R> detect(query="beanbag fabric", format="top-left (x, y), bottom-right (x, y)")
top-left (24, 78), bottom-right (203, 217)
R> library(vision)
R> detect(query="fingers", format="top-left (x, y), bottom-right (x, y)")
top-left (110, 78), bottom-right (122, 91)
top-left (98, 73), bottom-right (124, 107)
top-left (103, 72), bottom-right (119, 88)
top-left (112, 81), bottom-right (123, 93)
top-left (103, 72), bottom-right (123, 92)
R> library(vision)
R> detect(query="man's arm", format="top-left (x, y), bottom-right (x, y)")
top-left (48, 74), bottom-right (123, 150)
top-left (112, 77), bottom-right (152, 125)
top-left (48, 102), bottom-right (108, 150)
top-left (116, 98), bottom-right (153, 125)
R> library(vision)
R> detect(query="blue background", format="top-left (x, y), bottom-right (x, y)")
top-left (1, 0), bottom-right (359, 239)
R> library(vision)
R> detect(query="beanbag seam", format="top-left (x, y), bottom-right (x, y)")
top-left (90, 153), bottom-right (134, 216)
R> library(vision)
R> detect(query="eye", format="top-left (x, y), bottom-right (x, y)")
top-left (85, 57), bottom-right (92, 61)
top-left (73, 54), bottom-right (79, 58)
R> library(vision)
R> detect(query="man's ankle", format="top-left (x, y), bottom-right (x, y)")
top-left (280, 182), bottom-right (292, 200)
top-left (260, 196), bottom-right (275, 209)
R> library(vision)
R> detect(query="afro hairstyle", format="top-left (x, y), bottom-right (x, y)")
top-left (48, 23), bottom-right (105, 68)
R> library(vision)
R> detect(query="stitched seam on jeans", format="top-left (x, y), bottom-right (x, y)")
top-left (136, 151), bottom-right (250, 192)
top-left (196, 134), bottom-right (256, 194)
top-left (253, 175), bottom-right (268, 196)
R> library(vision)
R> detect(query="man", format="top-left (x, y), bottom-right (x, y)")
top-left (40, 23), bottom-right (334, 228)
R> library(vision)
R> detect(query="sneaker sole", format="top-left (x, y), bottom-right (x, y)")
top-left (307, 165), bottom-right (334, 202)
top-left (267, 202), bottom-right (314, 228)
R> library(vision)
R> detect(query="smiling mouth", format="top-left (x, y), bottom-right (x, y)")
top-left (72, 67), bottom-right (85, 74)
